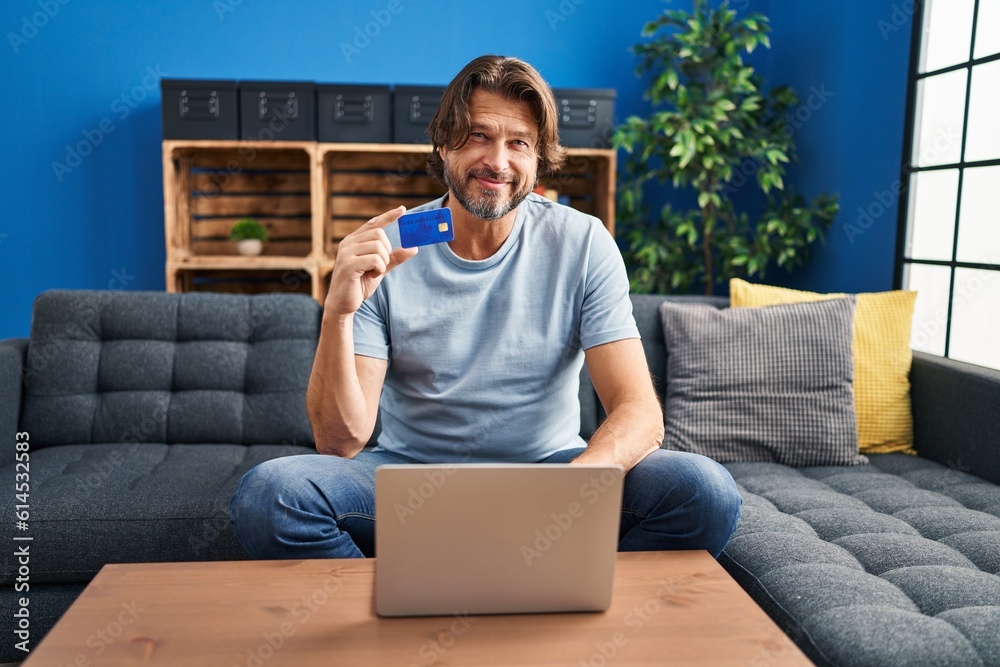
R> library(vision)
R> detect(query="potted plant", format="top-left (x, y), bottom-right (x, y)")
top-left (614, 0), bottom-right (839, 295)
top-left (229, 217), bottom-right (269, 256)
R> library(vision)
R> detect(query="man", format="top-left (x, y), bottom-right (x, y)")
top-left (230, 55), bottom-right (741, 560)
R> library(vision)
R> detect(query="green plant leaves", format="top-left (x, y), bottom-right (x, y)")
top-left (229, 217), bottom-right (269, 242)
top-left (614, 0), bottom-right (837, 295)
top-left (666, 69), bottom-right (679, 91)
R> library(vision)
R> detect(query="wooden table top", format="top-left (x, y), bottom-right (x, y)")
top-left (23, 551), bottom-right (812, 666)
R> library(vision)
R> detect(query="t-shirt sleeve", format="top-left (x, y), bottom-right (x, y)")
top-left (579, 222), bottom-right (641, 350)
top-left (353, 293), bottom-right (390, 360)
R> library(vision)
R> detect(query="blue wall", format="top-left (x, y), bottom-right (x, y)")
top-left (759, 0), bottom-right (914, 294)
top-left (0, 0), bottom-right (912, 338)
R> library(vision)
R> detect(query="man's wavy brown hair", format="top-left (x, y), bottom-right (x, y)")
top-left (426, 55), bottom-right (566, 185)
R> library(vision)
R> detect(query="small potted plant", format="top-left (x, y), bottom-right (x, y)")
top-left (229, 217), bottom-right (269, 256)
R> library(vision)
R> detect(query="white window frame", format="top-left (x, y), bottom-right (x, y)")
top-left (896, 0), bottom-right (1000, 370)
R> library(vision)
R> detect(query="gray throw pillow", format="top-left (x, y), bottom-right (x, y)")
top-left (660, 298), bottom-right (866, 466)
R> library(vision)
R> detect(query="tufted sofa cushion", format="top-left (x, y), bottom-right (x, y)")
top-left (721, 453), bottom-right (1000, 667)
top-left (21, 290), bottom-right (319, 447)
top-left (0, 442), bottom-right (315, 585)
top-left (4, 290), bottom-right (326, 589)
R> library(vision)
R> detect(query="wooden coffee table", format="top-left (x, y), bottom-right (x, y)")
top-left (23, 551), bottom-right (811, 666)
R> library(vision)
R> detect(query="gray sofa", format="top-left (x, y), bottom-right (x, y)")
top-left (2, 289), bottom-right (999, 666)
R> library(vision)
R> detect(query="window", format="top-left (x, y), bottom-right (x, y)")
top-left (897, 0), bottom-right (1000, 370)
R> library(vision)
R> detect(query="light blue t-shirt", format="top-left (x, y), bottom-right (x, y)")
top-left (353, 192), bottom-right (639, 463)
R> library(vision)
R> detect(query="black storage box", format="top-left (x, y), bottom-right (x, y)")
top-left (161, 79), bottom-right (239, 140)
top-left (239, 80), bottom-right (316, 141)
top-left (552, 88), bottom-right (616, 148)
top-left (317, 84), bottom-right (392, 143)
top-left (393, 85), bottom-right (445, 144)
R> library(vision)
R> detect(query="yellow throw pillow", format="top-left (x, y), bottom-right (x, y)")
top-left (729, 278), bottom-right (917, 455)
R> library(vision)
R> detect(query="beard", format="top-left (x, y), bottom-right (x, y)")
top-left (443, 161), bottom-right (534, 221)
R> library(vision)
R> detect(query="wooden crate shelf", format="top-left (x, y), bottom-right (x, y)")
top-left (171, 269), bottom-right (313, 296)
top-left (163, 140), bottom-right (616, 303)
top-left (167, 256), bottom-right (317, 270)
top-left (163, 141), bottom-right (314, 262)
top-left (319, 143), bottom-right (447, 258)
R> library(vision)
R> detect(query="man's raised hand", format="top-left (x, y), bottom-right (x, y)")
top-left (325, 206), bottom-right (419, 316)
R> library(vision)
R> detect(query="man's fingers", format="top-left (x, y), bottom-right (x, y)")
top-left (362, 205), bottom-right (407, 230)
top-left (343, 250), bottom-right (388, 277)
top-left (347, 239), bottom-right (393, 265)
top-left (386, 246), bottom-right (419, 272)
top-left (341, 206), bottom-right (418, 276)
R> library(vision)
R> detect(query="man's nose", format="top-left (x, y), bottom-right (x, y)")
top-left (482, 142), bottom-right (511, 174)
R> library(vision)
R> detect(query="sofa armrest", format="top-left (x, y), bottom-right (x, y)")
top-left (911, 351), bottom-right (1000, 484)
top-left (1, 338), bottom-right (29, 468)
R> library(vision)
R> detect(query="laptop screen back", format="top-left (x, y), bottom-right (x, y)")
top-left (375, 464), bottom-right (623, 617)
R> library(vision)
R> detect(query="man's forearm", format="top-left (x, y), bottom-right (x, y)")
top-left (573, 400), bottom-right (664, 471)
top-left (308, 205), bottom-right (413, 456)
top-left (306, 313), bottom-right (373, 456)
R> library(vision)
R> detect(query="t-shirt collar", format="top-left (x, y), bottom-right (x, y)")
top-left (433, 194), bottom-right (526, 271)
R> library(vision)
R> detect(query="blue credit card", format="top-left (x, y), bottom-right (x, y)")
top-left (397, 208), bottom-right (454, 248)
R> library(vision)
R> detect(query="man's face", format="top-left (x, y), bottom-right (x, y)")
top-left (440, 89), bottom-right (539, 221)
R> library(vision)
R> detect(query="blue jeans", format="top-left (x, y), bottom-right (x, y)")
top-left (230, 448), bottom-right (742, 559)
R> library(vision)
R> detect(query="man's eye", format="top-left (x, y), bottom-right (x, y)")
top-left (471, 132), bottom-right (487, 140)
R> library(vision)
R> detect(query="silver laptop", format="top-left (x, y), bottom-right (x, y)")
top-left (375, 463), bottom-right (623, 617)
